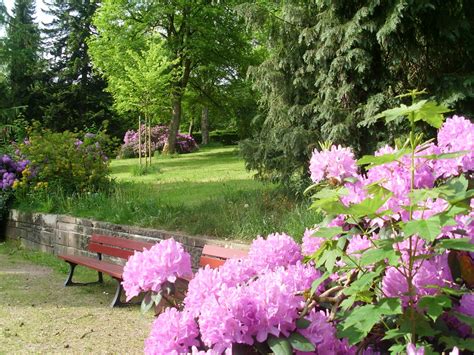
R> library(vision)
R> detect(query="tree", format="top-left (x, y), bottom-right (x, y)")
top-left (89, 0), bottom-right (252, 154)
top-left (4, 0), bottom-right (42, 119)
top-left (41, 0), bottom-right (114, 132)
top-left (240, 1), bottom-right (474, 188)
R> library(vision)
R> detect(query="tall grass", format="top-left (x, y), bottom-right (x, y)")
top-left (13, 146), bottom-right (322, 241)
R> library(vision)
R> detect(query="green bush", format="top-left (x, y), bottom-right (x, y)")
top-left (18, 125), bottom-right (112, 194)
top-left (192, 129), bottom-right (239, 145)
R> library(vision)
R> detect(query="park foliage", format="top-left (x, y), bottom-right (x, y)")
top-left (121, 95), bottom-right (473, 354)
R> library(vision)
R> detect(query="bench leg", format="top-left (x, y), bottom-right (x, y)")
top-left (64, 262), bottom-right (77, 286)
top-left (64, 262), bottom-right (104, 286)
top-left (110, 279), bottom-right (124, 308)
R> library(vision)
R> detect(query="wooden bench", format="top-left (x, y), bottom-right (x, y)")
top-left (58, 234), bottom-right (154, 307)
top-left (58, 234), bottom-right (248, 308)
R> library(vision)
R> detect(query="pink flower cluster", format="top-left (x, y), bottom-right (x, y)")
top-left (144, 233), bottom-right (350, 354)
top-left (309, 145), bottom-right (358, 184)
top-left (122, 238), bottom-right (192, 301)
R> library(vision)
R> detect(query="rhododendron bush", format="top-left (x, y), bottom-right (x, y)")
top-left (123, 91), bottom-right (473, 354)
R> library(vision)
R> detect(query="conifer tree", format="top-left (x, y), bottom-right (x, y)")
top-left (4, 0), bottom-right (41, 117)
top-left (42, 0), bottom-right (113, 131)
top-left (240, 1), bottom-right (474, 188)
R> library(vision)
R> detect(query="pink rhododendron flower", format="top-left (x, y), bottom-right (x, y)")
top-left (248, 232), bottom-right (302, 273)
top-left (407, 343), bottom-right (425, 355)
top-left (302, 227), bottom-right (325, 256)
top-left (436, 115), bottom-right (474, 177)
top-left (309, 145), bottom-right (357, 184)
top-left (296, 309), bottom-right (356, 355)
top-left (198, 262), bottom-right (320, 352)
top-left (145, 308), bottom-right (199, 355)
top-left (382, 253), bottom-right (453, 306)
top-left (122, 238), bottom-right (192, 301)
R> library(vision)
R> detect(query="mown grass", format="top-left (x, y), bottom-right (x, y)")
top-left (14, 146), bottom-right (320, 241)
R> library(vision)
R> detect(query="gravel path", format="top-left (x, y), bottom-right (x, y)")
top-left (0, 253), bottom-right (153, 354)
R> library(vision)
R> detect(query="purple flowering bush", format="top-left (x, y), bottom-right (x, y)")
top-left (123, 91), bottom-right (472, 354)
top-left (120, 124), bottom-right (198, 158)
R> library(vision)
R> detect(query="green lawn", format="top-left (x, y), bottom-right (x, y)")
top-left (14, 146), bottom-right (321, 241)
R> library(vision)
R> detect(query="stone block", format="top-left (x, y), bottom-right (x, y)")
top-left (57, 222), bottom-right (77, 232)
top-left (58, 215), bottom-right (76, 224)
top-left (77, 218), bottom-right (93, 227)
top-left (41, 214), bottom-right (57, 229)
top-left (66, 233), bottom-right (88, 250)
top-left (55, 230), bottom-right (69, 246)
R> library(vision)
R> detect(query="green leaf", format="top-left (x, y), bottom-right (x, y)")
top-left (151, 292), bottom-right (163, 305)
top-left (141, 292), bottom-right (154, 314)
top-left (347, 191), bottom-right (393, 218)
top-left (417, 151), bottom-right (469, 161)
top-left (311, 198), bottom-right (347, 215)
top-left (344, 268), bottom-right (383, 296)
top-left (453, 312), bottom-right (474, 329)
top-left (357, 149), bottom-right (409, 168)
top-left (414, 100), bottom-right (450, 128)
top-left (339, 298), bottom-right (402, 344)
top-left (418, 295), bottom-right (452, 321)
top-left (402, 218), bottom-right (441, 241)
top-left (437, 238), bottom-right (474, 252)
top-left (439, 336), bottom-right (474, 352)
top-left (288, 332), bottom-right (315, 352)
top-left (314, 227), bottom-right (344, 239)
top-left (267, 336), bottom-right (292, 355)
top-left (388, 343), bottom-right (406, 354)
top-left (295, 318), bottom-right (311, 330)
top-left (373, 100), bottom-right (427, 123)
top-left (359, 247), bottom-right (399, 266)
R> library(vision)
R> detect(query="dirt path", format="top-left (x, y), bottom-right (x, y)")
top-left (0, 253), bottom-right (153, 354)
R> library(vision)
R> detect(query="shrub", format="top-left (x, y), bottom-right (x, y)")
top-left (192, 129), bottom-right (239, 145)
top-left (18, 126), bottom-right (111, 193)
top-left (0, 154), bottom-right (30, 223)
top-left (123, 92), bottom-right (473, 354)
top-left (119, 124), bottom-right (198, 158)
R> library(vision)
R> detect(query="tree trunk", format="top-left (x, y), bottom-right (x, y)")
top-left (138, 116), bottom-right (142, 167)
top-left (165, 97), bottom-right (182, 154)
top-left (201, 106), bottom-right (209, 145)
top-left (148, 120), bottom-right (152, 166)
top-left (165, 58), bottom-right (192, 155)
top-left (188, 116), bottom-right (194, 136)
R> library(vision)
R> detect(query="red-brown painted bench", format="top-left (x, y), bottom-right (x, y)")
top-left (58, 234), bottom-right (155, 307)
top-left (58, 234), bottom-right (248, 308)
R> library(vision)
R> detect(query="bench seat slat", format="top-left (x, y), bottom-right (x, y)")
top-left (58, 254), bottom-right (124, 280)
top-left (91, 234), bottom-right (154, 252)
top-left (199, 255), bottom-right (227, 268)
top-left (202, 244), bottom-right (248, 260)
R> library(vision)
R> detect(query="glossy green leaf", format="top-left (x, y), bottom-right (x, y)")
top-left (267, 336), bottom-right (292, 355)
top-left (141, 292), bottom-right (154, 314)
top-left (437, 238), bottom-right (474, 252)
top-left (295, 318), bottom-right (311, 330)
top-left (288, 332), bottom-right (315, 352)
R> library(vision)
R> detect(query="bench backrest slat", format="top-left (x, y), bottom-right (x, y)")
top-left (88, 234), bottom-right (154, 260)
top-left (200, 245), bottom-right (248, 268)
top-left (202, 244), bottom-right (248, 260)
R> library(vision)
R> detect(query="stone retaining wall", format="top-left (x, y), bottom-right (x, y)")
top-left (4, 209), bottom-right (248, 268)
